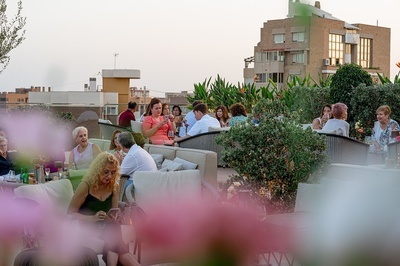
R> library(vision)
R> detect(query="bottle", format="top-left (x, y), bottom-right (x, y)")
top-left (21, 168), bottom-right (29, 184)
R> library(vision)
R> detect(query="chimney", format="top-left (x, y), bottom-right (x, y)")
top-left (314, 1), bottom-right (321, 9)
top-left (89, 78), bottom-right (96, 92)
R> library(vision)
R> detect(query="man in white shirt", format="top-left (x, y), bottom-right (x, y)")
top-left (179, 100), bottom-right (203, 137)
top-left (177, 103), bottom-right (221, 140)
top-left (117, 132), bottom-right (157, 189)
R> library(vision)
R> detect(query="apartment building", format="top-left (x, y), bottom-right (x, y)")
top-left (244, 0), bottom-right (390, 87)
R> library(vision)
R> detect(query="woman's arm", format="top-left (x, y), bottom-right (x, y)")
top-left (92, 143), bottom-right (102, 158)
top-left (312, 118), bottom-right (321, 130)
top-left (142, 118), bottom-right (167, 138)
top-left (67, 182), bottom-right (107, 222)
top-left (68, 149), bottom-right (75, 170)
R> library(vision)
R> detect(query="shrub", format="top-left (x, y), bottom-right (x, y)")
top-left (330, 64), bottom-right (372, 124)
top-left (216, 99), bottom-right (329, 213)
top-left (291, 86), bottom-right (331, 123)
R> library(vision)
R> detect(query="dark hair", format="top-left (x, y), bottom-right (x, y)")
top-left (230, 103), bottom-right (247, 117)
top-left (117, 132), bottom-right (135, 149)
top-left (128, 101), bottom-right (137, 109)
top-left (145, 98), bottom-right (162, 116)
top-left (109, 129), bottom-right (122, 150)
top-left (162, 103), bottom-right (170, 115)
top-left (215, 105), bottom-right (229, 122)
top-left (192, 100), bottom-right (203, 108)
top-left (319, 104), bottom-right (332, 118)
top-left (172, 105), bottom-right (182, 115)
top-left (193, 103), bottom-right (207, 114)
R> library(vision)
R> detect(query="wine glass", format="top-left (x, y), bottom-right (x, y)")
top-left (168, 130), bottom-right (175, 140)
top-left (45, 167), bottom-right (51, 182)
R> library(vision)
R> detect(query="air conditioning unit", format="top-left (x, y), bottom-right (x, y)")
top-left (323, 58), bottom-right (330, 66)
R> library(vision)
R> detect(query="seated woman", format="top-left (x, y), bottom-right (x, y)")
top-left (68, 152), bottom-right (138, 266)
top-left (142, 98), bottom-right (176, 145)
top-left (109, 129), bottom-right (125, 162)
top-left (371, 105), bottom-right (400, 151)
top-left (215, 105), bottom-right (230, 128)
top-left (172, 105), bottom-right (183, 135)
top-left (322, 102), bottom-right (349, 137)
top-left (0, 136), bottom-right (13, 176)
top-left (312, 104), bottom-right (332, 130)
top-left (229, 103), bottom-right (248, 126)
top-left (162, 103), bottom-right (170, 116)
top-left (69, 126), bottom-right (102, 170)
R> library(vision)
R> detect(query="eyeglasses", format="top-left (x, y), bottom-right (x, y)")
top-left (0, 144), bottom-right (7, 147)
top-left (103, 170), bottom-right (116, 176)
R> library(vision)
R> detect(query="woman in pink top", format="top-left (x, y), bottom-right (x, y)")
top-left (142, 98), bottom-right (176, 145)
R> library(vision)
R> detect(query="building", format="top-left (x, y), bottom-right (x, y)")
top-left (244, 0), bottom-right (390, 87)
top-left (0, 86), bottom-right (43, 112)
top-left (28, 91), bottom-right (119, 139)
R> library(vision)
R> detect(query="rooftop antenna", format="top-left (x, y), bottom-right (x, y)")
top-left (113, 53), bottom-right (119, 69)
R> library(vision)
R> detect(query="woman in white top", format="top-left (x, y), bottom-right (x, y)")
top-left (322, 103), bottom-right (350, 137)
top-left (312, 104), bottom-right (332, 130)
top-left (372, 105), bottom-right (400, 151)
top-left (69, 126), bottom-right (102, 170)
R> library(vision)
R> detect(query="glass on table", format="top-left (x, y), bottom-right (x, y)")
top-left (57, 167), bottom-right (63, 180)
top-left (167, 130), bottom-right (175, 140)
top-left (44, 167), bottom-right (52, 182)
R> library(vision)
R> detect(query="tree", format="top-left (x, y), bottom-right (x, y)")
top-left (330, 63), bottom-right (372, 107)
top-left (0, 0), bottom-right (26, 73)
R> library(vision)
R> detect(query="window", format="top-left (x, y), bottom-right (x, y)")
top-left (292, 32), bottom-right (305, 42)
top-left (268, 73), bottom-right (284, 83)
top-left (255, 51), bottom-right (285, 62)
top-left (292, 53), bottom-right (304, 63)
top-left (105, 106), bottom-right (118, 115)
top-left (273, 34), bottom-right (285, 44)
top-left (329, 34), bottom-right (344, 66)
top-left (255, 52), bottom-right (267, 63)
top-left (255, 73), bottom-right (267, 83)
top-left (358, 38), bottom-right (371, 68)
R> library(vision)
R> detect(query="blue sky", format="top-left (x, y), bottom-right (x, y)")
top-left (1, 0), bottom-right (398, 97)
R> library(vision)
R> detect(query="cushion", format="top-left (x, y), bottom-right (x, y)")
top-left (173, 157), bottom-right (198, 170)
top-left (150, 154), bottom-right (164, 170)
top-left (161, 159), bottom-right (184, 172)
top-left (14, 179), bottom-right (74, 213)
top-left (132, 170), bottom-right (202, 214)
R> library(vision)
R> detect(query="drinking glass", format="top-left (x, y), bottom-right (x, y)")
top-left (256, 205), bottom-right (267, 221)
top-left (168, 130), bottom-right (175, 140)
top-left (45, 167), bottom-right (51, 182)
top-left (8, 170), bottom-right (16, 182)
top-left (57, 168), bottom-right (63, 180)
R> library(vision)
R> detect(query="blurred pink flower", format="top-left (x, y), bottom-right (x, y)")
top-left (135, 199), bottom-right (268, 266)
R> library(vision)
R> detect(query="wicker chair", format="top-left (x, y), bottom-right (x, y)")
top-left (176, 131), bottom-right (225, 166)
top-left (318, 133), bottom-right (370, 165)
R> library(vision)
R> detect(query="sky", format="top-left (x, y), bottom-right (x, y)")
top-left (1, 0), bottom-right (399, 97)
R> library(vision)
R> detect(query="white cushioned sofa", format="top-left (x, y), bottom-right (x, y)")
top-left (143, 144), bottom-right (218, 187)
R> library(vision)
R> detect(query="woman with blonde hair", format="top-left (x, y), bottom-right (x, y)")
top-left (372, 105), bottom-right (400, 151)
top-left (68, 152), bottom-right (138, 266)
